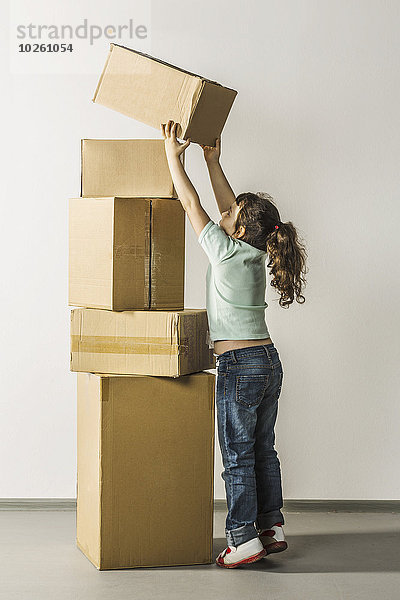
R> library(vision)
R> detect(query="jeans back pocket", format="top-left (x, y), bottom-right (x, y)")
top-left (235, 374), bottom-right (269, 408)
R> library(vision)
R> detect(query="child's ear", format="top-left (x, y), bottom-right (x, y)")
top-left (234, 226), bottom-right (246, 239)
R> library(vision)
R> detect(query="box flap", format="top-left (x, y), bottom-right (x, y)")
top-left (112, 197), bottom-right (150, 310)
top-left (149, 198), bottom-right (185, 309)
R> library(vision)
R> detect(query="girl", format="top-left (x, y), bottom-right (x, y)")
top-left (161, 120), bottom-right (308, 569)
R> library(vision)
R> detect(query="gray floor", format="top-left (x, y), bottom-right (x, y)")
top-left (1, 508), bottom-right (399, 600)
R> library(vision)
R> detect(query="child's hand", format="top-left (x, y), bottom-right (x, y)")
top-left (160, 120), bottom-right (191, 159)
top-left (200, 137), bottom-right (221, 163)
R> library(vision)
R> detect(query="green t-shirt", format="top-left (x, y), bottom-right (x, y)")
top-left (198, 220), bottom-right (270, 345)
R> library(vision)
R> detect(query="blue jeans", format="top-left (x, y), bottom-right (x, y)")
top-left (214, 343), bottom-right (285, 547)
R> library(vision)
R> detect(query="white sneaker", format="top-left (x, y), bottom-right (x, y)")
top-left (258, 522), bottom-right (288, 555)
top-left (216, 536), bottom-right (266, 568)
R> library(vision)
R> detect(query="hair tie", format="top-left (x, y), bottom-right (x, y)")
top-left (275, 222), bottom-right (283, 230)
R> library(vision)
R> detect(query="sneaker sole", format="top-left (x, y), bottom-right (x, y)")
top-left (262, 541), bottom-right (288, 556)
top-left (216, 547), bottom-right (267, 568)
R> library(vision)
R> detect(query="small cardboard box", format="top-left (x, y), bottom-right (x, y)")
top-left (92, 43), bottom-right (238, 146)
top-left (68, 196), bottom-right (185, 311)
top-left (81, 139), bottom-right (182, 198)
top-left (70, 307), bottom-right (215, 377)
top-left (76, 371), bottom-right (215, 569)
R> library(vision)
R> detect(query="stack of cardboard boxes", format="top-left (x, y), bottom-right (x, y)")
top-left (68, 44), bottom-right (237, 570)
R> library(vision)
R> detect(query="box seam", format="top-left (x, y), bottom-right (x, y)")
top-left (149, 199), bottom-right (152, 309)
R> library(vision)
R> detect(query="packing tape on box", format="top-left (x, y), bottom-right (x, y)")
top-left (71, 335), bottom-right (190, 355)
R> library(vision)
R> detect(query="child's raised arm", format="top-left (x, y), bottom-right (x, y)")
top-left (161, 120), bottom-right (211, 239)
top-left (201, 137), bottom-right (236, 216)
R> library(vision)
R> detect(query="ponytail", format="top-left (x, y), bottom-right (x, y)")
top-left (266, 221), bottom-right (308, 308)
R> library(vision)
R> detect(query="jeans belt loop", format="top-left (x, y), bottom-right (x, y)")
top-left (230, 349), bottom-right (238, 363)
top-left (263, 344), bottom-right (274, 366)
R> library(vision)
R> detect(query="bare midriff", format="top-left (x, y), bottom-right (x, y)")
top-left (214, 337), bottom-right (273, 356)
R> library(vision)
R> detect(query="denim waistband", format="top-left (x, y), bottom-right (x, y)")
top-left (213, 343), bottom-right (277, 364)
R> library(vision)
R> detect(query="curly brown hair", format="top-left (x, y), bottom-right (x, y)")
top-left (232, 191), bottom-right (308, 308)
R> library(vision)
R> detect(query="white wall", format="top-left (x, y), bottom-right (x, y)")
top-left (2, 0), bottom-right (400, 500)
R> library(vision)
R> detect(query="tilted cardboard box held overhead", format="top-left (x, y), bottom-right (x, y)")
top-left (76, 371), bottom-right (215, 569)
top-left (92, 43), bottom-right (238, 146)
top-left (68, 196), bottom-right (185, 311)
top-left (70, 307), bottom-right (216, 377)
top-left (81, 139), bottom-right (183, 198)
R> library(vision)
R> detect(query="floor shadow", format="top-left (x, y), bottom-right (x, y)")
top-left (212, 531), bottom-right (400, 572)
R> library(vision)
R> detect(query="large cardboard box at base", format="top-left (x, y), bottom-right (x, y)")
top-left (92, 43), bottom-right (238, 147)
top-left (81, 139), bottom-right (183, 198)
top-left (76, 371), bottom-right (215, 569)
top-left (68, 196), bottom-right (185, 311)
top-left (70, 307), bottom-right (216, 377)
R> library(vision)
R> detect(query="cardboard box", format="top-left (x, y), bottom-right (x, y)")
top-left (70, 307), bottom-right (215, 377)
top-left (68, 196), bottom-right (185, 311)
top-left (92, 43), bottom-right (238, 147)
top-left (76, 371), bottom-right (215, 569)
top-left (81, 139), bottom-right (182, 198)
